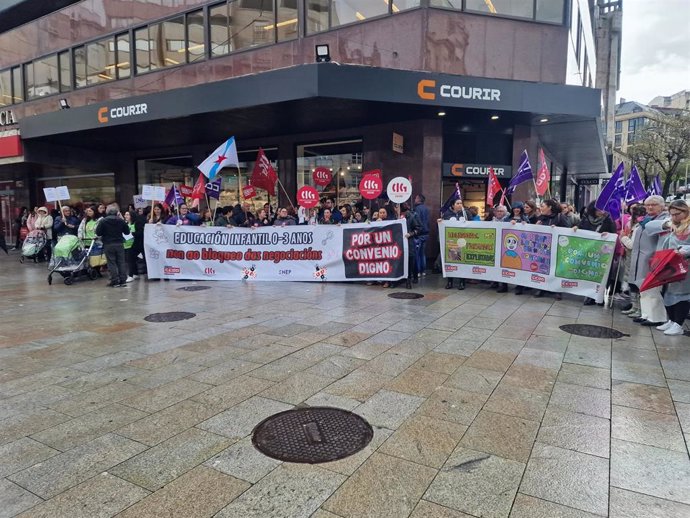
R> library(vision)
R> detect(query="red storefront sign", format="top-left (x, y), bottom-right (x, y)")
top-left (0, 135), bottom-right (22, 158)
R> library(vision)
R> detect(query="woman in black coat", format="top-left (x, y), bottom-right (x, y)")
top-left (575, 201), bottom-right (616, 305)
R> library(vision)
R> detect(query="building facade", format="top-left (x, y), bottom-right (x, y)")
top-left (0, 0), bottom-right (610, 242)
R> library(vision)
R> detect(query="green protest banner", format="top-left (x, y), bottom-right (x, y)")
top-left (444, 227), bottom-right (496, 267)
top-left (555, 235), bottom-right (615, 282)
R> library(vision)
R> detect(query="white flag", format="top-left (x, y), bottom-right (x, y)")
top-left (198, 137), bottom-right (239, 180)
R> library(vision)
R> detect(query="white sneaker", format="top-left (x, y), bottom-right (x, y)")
top-left (656, 320), bottom-right (674, 331)
top-left (125, 276), bottom-right (134, 283)
top-left (664, 323), bottom-right (685, 336)
top-left (132, 275), bottom-right (139, 279)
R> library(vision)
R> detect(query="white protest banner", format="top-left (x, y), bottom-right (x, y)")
top-left (133, 195), bottom-right (148, 209)
top-left (144, 221), bottom-right (408, 282)
top-left (55, 186), bottom-right (70, 201)
top-left (142, 185), bottom-right (166, 201)
top-left (439, 221), bottom-right (616, 301)
top-left (43, 187), bottom-right (58, 202)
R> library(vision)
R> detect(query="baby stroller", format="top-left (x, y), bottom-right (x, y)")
top-left (20, 229), bottom-right (47, 263)
top-left (48, 234), bottom-right (100, 285)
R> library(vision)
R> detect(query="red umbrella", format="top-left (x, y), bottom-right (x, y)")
top-left (640, 249), bottom-right (689, 292)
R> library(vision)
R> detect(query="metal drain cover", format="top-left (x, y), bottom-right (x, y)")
top-left (559, 324), bottom-right (628, 339)
top-left (388, 292), bottom-right (424, 300)
top-left (144, 312), bottom-right (196, 322)
top-left (176, 286), bottom-right (211, 292)
top-left (252, 407), bottom-right (374, 464)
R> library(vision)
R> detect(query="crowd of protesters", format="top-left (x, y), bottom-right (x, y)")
top-left (3, 192), bottom-right (689, 334)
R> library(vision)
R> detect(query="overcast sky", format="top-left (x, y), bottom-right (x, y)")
top-left (618, 0), bottom-right (690, 104)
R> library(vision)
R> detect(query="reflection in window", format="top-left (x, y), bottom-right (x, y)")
top-left (465, 0), bottom-right (533, 19)
top-left (22, 63), bottom-right (33, 100)
top-left (86, 38), bottom-right (115, 85)
top-left (331, 0), bottom-right (388, 28)
top-left (210, 2), bottom-right (230, 57)
top-left (536, 0), bottom-right (564, 23)
top-left (276, 0), bottom-right (298, 42)
top-left (73, 46), bottom-right (86, 87)
top-left (28, 54), bottom-right (59, 99)
top-left (159, 17), bottom-right (186, 68)
top-left (187, 10), bottom-right (205, 62)
top-left (297, 140), bottom-right (364, 208)
top-left (229, 0), bottom-right (275, 51)
top-left (135, 27), bottom-right (150, 74)
top-left (11, 67), bottom-right (23, 103)
top-left (392, 0), bottom-right (421, 11)
top-left (137, 156), bottom-right (195, 195)
top-left (0, 70), bottom-right (10, 107)
top-left (306, 0), bottom-right (329, 34)
top-left (231, 148), bottom-right (279, 211)
top-left (59, 51), bottom-right (71, 92)
top-left (115, 33), bottom-right (131, 78)
top-left (429, 0), bottom-right (462, 8)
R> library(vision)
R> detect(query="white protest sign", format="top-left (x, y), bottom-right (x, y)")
top-left (386, 177), bottom-right (412, 204)
top-left (142, 185), bottom-right (166, 201)
top-left (43, 187), bottom-right (58, 202)
top-left (133, 195), bottom-right (148, 209)
top-left (55, 186), bottom-right (70, 201)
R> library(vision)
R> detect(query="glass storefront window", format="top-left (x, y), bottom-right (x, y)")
top-left (73, 46), bottom-right (87, 87)
top-left (306, 0), bottom-right (329, 33)
top-left (86, 37), bottom-right (115, 85)
top-left (297, 140), bottom-right (364, 208)
top-left (137, 156), bottom-right (196, 198)
top-left (58, 51), bottom-right (72, 92)
top-left (230, 0), bottom-right (275, 50)
top-left (24, 54), bottom-right (59, 99)
top-left (186, 10), bottom-right (206, 62)
top-left (37, 173), bottom-right (116, 207)
top-left (135, 27), bottom-right (151, 74)
top-left (429, 0), bottom-right (462, 8)
top-left (331, 0), bottom-right (388, 28)
top-left (115, 33), bottom-right (131, 79)
top-left (536, 0), bottom-right (564, 23)
top-left (158, 17), bottom-right (186, 68)
top-left (392, 0), bottom-right (421, 11)
top-left (210, 2), bottom-right (231, 56)
top-left (276, 0), bottom-right (298, 42)
top-left (465, 0), bottom-right (533, 19)
top-left (11, 67), bottom-right (23, 103)
top-left (0, 70), bottom-right (10, 107)
top-left (22, 63), bottom-right (33, 101)
top-left (230, 148), bottom-right (279, 212)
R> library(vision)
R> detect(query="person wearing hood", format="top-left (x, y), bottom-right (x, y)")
top-left (33, 207), bottom-right (53, 261)
top-left (574, 202), bottom-right (616, 305)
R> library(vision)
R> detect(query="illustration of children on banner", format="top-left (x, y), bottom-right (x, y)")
top-left (500, 229), bottom-right (551, 274)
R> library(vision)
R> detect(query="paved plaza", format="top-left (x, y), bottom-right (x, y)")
top-left (1, 254), bottom-right (689, 518)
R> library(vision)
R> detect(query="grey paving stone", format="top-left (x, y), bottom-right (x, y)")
top-left (191, 375), bottom-right (274, 411)
top-left (206, 436), bottom-right (281, 483)
top-left (610, 438), bottom-right (690, 504)
top-left (0, 437), bottom-right (60, 477)
top-left (216, 463), bottom-right (346, 518)
top-left (425, 447), bottom-right (525, 518)
top-left (483, 383), bottom-right (550, 421)
top-left (304, 355), bottom-right (366, 380)
top-left (197, 396), bottom-right (293, 440)
top-left (612, 405), bottom-right (687, 452)
top-left (359, 351), bottom-right (418, 376)
top-left (667, 379), bottom-right (690, 404)
top-left (410, 500), bottom-right (476, 517)
top-left (0, 478), bottom-right (43, 518)
top-left (304, 391), bottom-right (361, 411)
top-left (14, 472), bottom-right (149, 518)
top-left (549, 382), bottom-right (611, 419)
top-left (323, 369), bottom-right (393, 402)
top-left (416, 385), bottom-right (488, 426)
top-left (354, 389), bottom-right (425, 430)
top-left (520, 443), bottom-right (609, 516)
top-left (459, 410), bottom-right (539, 463)
top-left (70, 351), bottom-right (147, 372)
top-left (187, 359), bottom-right (263, 385)
top-left (563, 343), bottom-right (612, 369)
top-left (259, 372), bottom-right (333, 405)
top-left (509, 493), bottom-right (602, 517)
top-left (49, 381), bottom-right (143, 417)
top-left (609, 487), bottom-right (690, 518)
top-left (320, 426), bottom-right (393, 476)
top-left (536, 406), bottom-right (610, 458)
top-left (30, 403), bottom-right (147, 451)
top-left (444, 365), bottom-right (503, 395)
top-left (124, 361), bottom-right (204, 389)
top-left (109, 427), bottom-right (232, 491)
top-left (612, 381), bottom-right (675, 414)
top-left (120, 378), bottom-right (212, 413)
top-left (7, 433), bottom-right (147, 499)
top-left (557, 363), bottom-right (611, 390)
top-left (612, 361), bottom-right (667, 387)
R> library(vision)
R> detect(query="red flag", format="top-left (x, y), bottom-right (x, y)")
top-left (499, 189), bottom-right (506, 207)
top-left (242, 185), bottom-right (257, 199)
top-left (486, 167), bottom-right (502, 208)
top-left (535, 148), bottom-right (550, 196)
top-left (191, 174), bottom-right (206, 199)
top-left (640, 249), bottom-right (689, 292)
top-left (251, 148), bottom-right (278, 196)
top-left (178, 184), bottom-right (194, 197)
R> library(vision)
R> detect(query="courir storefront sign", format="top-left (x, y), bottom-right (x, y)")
top-left (443, 163), bottom-right (513, 178)
top-left (417, 80), bottom-right (501, 102)
top-left (97, 103), bottom-right (148, 124)
top-left (0, 109), bottom-right (17, 127)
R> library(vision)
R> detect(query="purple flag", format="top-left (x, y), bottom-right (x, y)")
top-left (625, 165), bottom-right (647, 204)
top-left (506, 150), bottom-right (533, 195)
top-left (647, 174), bottom-right (662, 197)
top-left (164, 184), bottom-right (184, 208)
top-left (596, 162), bottom-right (625, 219)
top-left (205, 177), bottom-right (222, 200)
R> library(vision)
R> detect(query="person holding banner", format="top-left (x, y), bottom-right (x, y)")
top-left (534, 199), bottom-right (570, 299)
top-left (524, 201), bottom-right (539, 224)
top-left (575, 202), bottom-right (617, 305)
top-left (440, 199), bottom-right (469, 290)
top-left (165, 204), bottom-right (201, 226)
top-left (654, 200), bottom-right (690, 336)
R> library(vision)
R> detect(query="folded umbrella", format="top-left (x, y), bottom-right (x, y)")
top-left (640, 249), bottom-right (689, 292)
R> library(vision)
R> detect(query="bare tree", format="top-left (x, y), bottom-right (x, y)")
top-left (627, 111), bottom-right (690, 196)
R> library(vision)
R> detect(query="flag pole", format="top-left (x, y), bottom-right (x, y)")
top-left (236, 166), bottom-right (242, 205)
top-left (276, 178), bottom-right (296, 211)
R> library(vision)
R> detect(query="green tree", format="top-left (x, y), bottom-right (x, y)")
top-left (628, 111), bottom-right (690, 196)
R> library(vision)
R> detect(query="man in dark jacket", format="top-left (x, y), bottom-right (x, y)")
top-left (96, 204), bottom-right (130, 287)
top-left (414, 194), bottom-right (430, 277)
top-left (400, 203), bottom-right (422, 289)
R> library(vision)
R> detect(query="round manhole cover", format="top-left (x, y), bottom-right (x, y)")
top-left (144, 312), bottom-right (196, 323)
top-left (176, 286), bottom-right (211, 292)
top-left (388, 292), bottom-right (424, 300)
top-left (559, 324), bottom-right (628, 339)
top-left (252, 407), bottom-right (374, 464)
